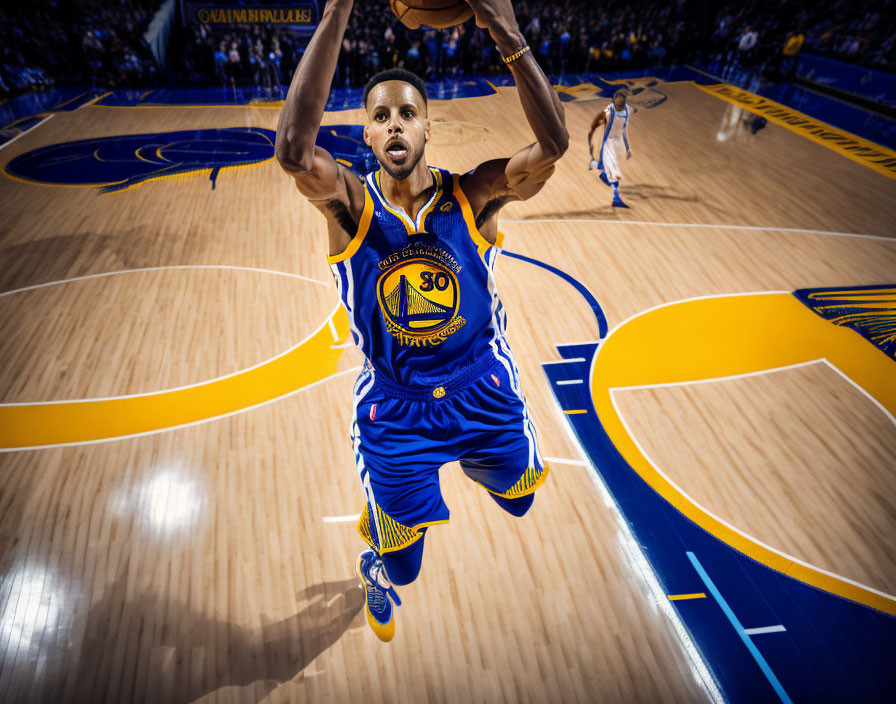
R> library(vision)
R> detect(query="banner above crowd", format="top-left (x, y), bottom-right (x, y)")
top-left (186, 2), bottom-right (320, 32)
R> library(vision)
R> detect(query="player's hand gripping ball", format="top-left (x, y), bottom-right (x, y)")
top-left (389, 0), bottom-right (474, 29)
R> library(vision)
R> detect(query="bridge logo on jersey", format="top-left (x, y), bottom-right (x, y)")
top-left (376, 248), bottom-right (465, 347)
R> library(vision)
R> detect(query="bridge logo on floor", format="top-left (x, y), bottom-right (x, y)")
top-left (2, 125), bottom-right (377, 192)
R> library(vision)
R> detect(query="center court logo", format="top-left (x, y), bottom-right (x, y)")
top-left (376, 246), bottom-right (466, 346)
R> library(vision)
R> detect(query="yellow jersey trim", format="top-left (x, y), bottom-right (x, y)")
top-left (452, 174), bottom-right (496, 259)
top-left (357, 502), bottom-right (449, 553)
top-left (326, 185), bottom-right (374, 264)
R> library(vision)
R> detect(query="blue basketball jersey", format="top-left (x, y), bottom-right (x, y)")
top-left (328, 166), bottom-right (510, 387)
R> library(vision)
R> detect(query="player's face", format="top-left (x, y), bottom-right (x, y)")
top-left (613, 94), bottom-right (626, 110)
top-left (364, 81), bottom-right (430, 180)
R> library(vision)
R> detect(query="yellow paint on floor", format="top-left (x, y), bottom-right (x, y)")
top-left (668, 593), bottom-right (707, 601)
top-left (0, 308), bottom-right (350, 449)
top-left (696, 83), bottom-right (896, 179)
top-left (591, 292), bottom-right (896, 616)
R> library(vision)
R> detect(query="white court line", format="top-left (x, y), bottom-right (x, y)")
top-left (327, 318), bottom-right (338, 341)
top-left (608, 365), bottom-right (896, 603)
top-left (546, 393), bottom-right (724, 703)
top-left (744, 625), bottom-right (787, 636)
top-left (542, 357), bottom-right (587, 364)
top-left (612, 359), bottom-right (822, 393)
top-left (0, 366), bottom-right (363, 452)
top-left (1, 300), bottom-right (343, 406)
top-left (0, 113), bottom-right (55, 152)
top-left (556, 379), bottom-right (583, 385)
top-left (543, 457), bottom-right (588, 466)
top-left (0, 264), bottom-right (329, 298)
top-left (821, 359), bottom-right (896, 429)
top-left (501, 218), bottom-right (895, 242)
top-left (323, 514), bottom-right (360, 523)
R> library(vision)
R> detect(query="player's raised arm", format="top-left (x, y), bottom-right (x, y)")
top-left (275, 0), bottom-right (361, 213)
top-left (462, 0), bottom-right (569, 212)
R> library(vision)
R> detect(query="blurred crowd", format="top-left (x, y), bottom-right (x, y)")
top-left (174, 0), bottom-right (895, 89)
top-left (0, 0), bottom-right (160, 97)
top-left (1, 0), bottom-right (894, 99)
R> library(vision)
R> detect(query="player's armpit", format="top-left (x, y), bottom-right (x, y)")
top-left (459, 158), bottom-right (511, 217)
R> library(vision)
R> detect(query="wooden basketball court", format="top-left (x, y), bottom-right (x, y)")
top-left (1, 76), bottom-right (894, 703)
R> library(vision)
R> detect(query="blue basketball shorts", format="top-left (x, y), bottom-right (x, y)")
top-left (351, 354), bottom-right (549, 554)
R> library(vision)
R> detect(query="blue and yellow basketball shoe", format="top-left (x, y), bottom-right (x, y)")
top-left (356, 549), bottom-right (401, 642)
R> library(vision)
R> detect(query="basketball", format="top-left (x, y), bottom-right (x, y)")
top-left (390, 0), bottom-right (474, 30)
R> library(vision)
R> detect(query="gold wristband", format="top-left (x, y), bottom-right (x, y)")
top-left (501, 45), bottom-right (530, 65)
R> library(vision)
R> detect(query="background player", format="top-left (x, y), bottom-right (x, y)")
top-left (274, 0), bottom-right (568, 642)
top-left (588, 88), bottom-right (632, 207)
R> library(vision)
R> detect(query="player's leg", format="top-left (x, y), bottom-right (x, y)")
top-left (597, 136), bottom-right (612, 186)
top-left (351, 379), bottom-right (450, 641)
top-left (455, 362), bottom-right (550, 516)
top-left (381, 528), bottom-right (427, 585)
top-left (487, 492), bottom-right (535, 517)
top-left (605, 139), bottom-right (628, 207)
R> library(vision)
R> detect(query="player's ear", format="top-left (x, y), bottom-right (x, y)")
top-left (363, 125), bottom-right (371, 146)
top-left (424, 117), bottom-right (431, 143)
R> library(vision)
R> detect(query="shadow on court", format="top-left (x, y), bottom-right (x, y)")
top-left (40, 571), bottom-right (363, 704)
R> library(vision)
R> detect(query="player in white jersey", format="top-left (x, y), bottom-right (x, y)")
top-left (588, 89), bottom-right (632, 207)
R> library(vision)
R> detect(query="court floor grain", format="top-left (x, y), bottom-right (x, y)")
top-left (1, 79), bottom-right (894, 703)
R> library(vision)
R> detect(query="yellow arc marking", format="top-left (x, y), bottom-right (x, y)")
top-left (0, 308), bottom-right (351, 449)
top-left (668, 593), bottom-right (707, 601)
top-left (592, 293), bottom-right (896, 615)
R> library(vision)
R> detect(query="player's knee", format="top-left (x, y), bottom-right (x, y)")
top-left (381, 531), bottom-right (426, 585)
top-left (489, 491), bottom-right (535, 518)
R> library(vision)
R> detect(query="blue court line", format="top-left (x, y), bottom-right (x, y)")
top-left (500, 249), bottom-right (608, 337)
top-left (687, 551), bottom-right (794, 704)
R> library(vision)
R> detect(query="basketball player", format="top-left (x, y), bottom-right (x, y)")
top-left (275, 0), bottom-right (567, 642)
top-left (588, 88), bottom-right (631, 207)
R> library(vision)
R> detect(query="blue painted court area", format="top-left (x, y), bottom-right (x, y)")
top-left (0, 87), bottom-right (99, 127)
top-left (758, 82), bottom-right (895, 150)
top-left (544, 340), bottom-right (896, 703)
top-left (689, 61), bottom-right (895, 149)
top-left (5, 65), bottom-right (891, 153)
top-left (3, 125), bottom-right (377, 192)
top-left (93, 76), bottom-right (498, 111)
top-left (518, 249), bottom-right (896, 703)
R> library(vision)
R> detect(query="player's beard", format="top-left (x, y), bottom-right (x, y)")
top-left (378, 145), bottom-right (422, 181)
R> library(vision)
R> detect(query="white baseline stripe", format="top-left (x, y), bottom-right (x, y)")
top-left (0, 366), bottom-right (363, 452)
top-left (0, 113), bottom-right (54, 152)
top-left (556, 379), bottom-right (583, 385)
top-left (822, 359), bottom-right (896, 429)
top-left (323, 514), bottom-right (361, 523)
top-left (542, 357), bottom-right (587, 364)
top-left (0, 264), bottom-right (329, 298)
top-left (545, 394), bottom-right (724, 703)
top-left (543, 457), bottom-right (588, 466)
top-left (609, 369), bottom-right (896, 603)
top-left (1, 302), bottom-right (343, 406)
top-left (744, 626), bottom-right (787, 635)
top-left (613, 360), bottom-right (819, 393)
top-left (501, 218), bottom-right (895, 242)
